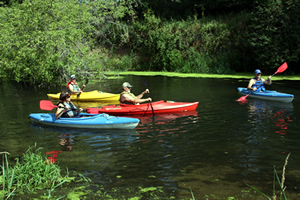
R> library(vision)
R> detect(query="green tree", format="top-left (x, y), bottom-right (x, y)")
top-left (0, 0), bottom-right (92, 85)
top-left (246, 0), bottom-right (300, 72)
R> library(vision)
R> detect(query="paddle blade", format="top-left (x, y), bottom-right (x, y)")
top-left (274, 62), bottom-right (288, 75)
top-left (236, 94), bottom-right (249, 102)
top-left (142, 79), bottom-right (148, 87)
top-left (40, 100), bottom-right (57, 111)
top-left (86, 108), bottom-right (99, 114)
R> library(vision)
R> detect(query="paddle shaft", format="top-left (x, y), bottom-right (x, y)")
top-left (77, 79), bottom-right (89, 98)
top-left (142, 80), bottom-right (155, 116)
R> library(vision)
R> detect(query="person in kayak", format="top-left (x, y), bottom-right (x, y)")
top-left (119, 82), bottom-right (152, 105)
top-left (247, 69), bottom-right (272, 92)
top-left (55, 91), bottom-right (83, 118)
top-left (66, 75), bottom-right (85, 95)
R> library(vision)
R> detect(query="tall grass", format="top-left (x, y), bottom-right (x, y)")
top-left (246, 153), bottom-right (291, 200)
top-left (0, 144), bottom-right (87, 199)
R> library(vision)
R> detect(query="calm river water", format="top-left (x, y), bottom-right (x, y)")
top-left (1, 75), bottom-right (300, 199)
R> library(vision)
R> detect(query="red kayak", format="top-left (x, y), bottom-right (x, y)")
top-left (86, 100), bottom-right (199, 115)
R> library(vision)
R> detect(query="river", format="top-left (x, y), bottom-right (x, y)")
top-left (1, 75), bottom-right (300, 199)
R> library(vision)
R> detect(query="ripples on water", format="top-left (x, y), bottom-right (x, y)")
top-left (1, 78), bottom-right (300, 199)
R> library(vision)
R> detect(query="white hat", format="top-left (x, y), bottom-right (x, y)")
top-left (70, 75), bottom-right (76, 79)
top-left (122, 82), bottom-right (132, 88)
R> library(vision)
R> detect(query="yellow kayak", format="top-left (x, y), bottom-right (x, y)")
top-left (47, 90), bottom-right (120, 102)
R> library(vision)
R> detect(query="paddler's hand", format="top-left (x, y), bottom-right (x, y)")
top-left (143, 89), bottom-right (150, 94)
top-left (148, 97), bottom-right (152, 102)
top-left (252, 88), bottom-right (257, 91)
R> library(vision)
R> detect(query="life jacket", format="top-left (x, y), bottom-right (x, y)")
top-left (66, 81), bottom-right (80, 93)
top-left (252, 78), bottom-right (265, 92)
top-left (119, 91), bottom-right (137, 104)
top-left (57, 101), bottom-right (78, 118)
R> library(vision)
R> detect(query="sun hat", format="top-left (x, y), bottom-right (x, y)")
top-left (122, 82), bottom-right (133, 88)
top-left (70, 75), bottom-right (76, 79)
top-left (254, 69), bottom-right (262, 74)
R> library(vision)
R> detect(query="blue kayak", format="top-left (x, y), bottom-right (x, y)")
top-left (29, 113), bottom-right (140, 129)
top-left (237, 87), bottom-right (294, 103)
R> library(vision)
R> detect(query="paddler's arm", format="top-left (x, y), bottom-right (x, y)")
top-left (55, 104), bottom-right (66, 119)
top-left (136, 89), bottom-right (150, 99)
top-left (264, 76), bottom-right (272, 85)
top-left (121, 93), bottom-right (151, 104)
top-left (247, 79), bottom-right (257, 91)
top-left (81, 84), bottom-right (86, 92)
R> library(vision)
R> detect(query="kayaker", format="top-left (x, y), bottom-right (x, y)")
top-left (55, 91), bottom-right (83, 118)
top-left (247, 69), bottom-right (272, 92)
top-left (120, 82), bottom-right (152, 105)
top-left (66, 75), bottom-right (85, 95)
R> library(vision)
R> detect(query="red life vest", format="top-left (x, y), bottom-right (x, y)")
top-left (66, 81), bottom-right (80, 92)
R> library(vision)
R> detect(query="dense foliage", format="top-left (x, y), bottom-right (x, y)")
top-left (0, 0), bottom-right (92, 85)
top-left (0, 0), bottom-right (138, 85)
top-left (127, 11), bottom-right (236, 74)
top-left (0, 0), bottom-right (299, 85)
top-left (246, 0), bottom-right (300, 73)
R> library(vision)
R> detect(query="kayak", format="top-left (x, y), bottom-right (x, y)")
top-left (85, 100), bottom-right (199, 115)
top-left (29, 113), bottom-right (140, 129)
top-left (47, 90), bottom-right (120, 102)
top-left (237, 87), bottom-right (294, 103)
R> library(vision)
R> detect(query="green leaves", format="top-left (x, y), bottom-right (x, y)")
top-left (0, 0), bottom-right (92, 84)
top-left (246, 0), bottom-right (300, 70)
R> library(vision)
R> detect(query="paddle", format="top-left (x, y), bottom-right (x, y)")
top-left (142, 79), bottom-right (155, 117)
top-left (77, 78), bottom-right (89, 98)
top-left (40, 100), bottom-right (58, 110)
top-left (39, 100), bottom-right (92, 113)
top-left (236, 62), bottom-right (288, 102)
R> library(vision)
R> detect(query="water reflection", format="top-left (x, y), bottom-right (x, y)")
top-left (238, 99), bottom-right (294, 135)
top-left (30, 124), bottom-right (139, 164)
top-left (135, 111), bottom-right (199, 143)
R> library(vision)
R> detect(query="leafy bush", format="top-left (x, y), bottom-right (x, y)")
top-left (126, 11), bottom-right (239, 73)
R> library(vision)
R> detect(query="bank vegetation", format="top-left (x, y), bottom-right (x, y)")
top-left (0, 0), bottom-right (299, 86)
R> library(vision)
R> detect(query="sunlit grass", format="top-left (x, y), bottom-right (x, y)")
top-left (0, 144), bottom-right (90, 199)
top-left (104, 71), bottom-right (300, 81)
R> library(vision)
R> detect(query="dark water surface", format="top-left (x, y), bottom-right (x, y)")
top-left (1, 75), bottom-right (300, 199)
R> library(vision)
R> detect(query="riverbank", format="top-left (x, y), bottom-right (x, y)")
top-left (105, 71), bottom-right (300, 81)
